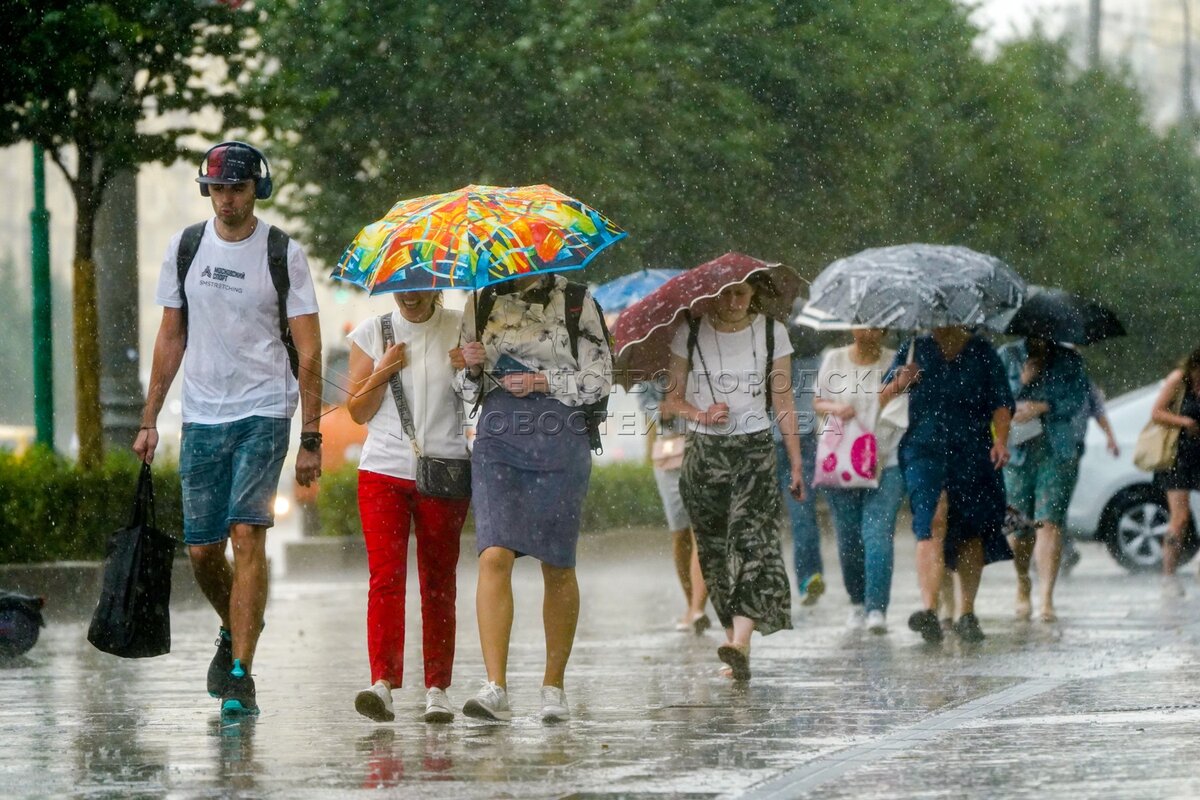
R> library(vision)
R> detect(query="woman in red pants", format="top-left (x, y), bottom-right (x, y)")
top-left (346, 290), bottom-right (471, 723)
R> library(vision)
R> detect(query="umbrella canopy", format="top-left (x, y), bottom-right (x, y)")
top-left (796, 243), bottom-right (1026, 331)
top-left (332, 184), bottom-right (626, 294)
top-left (1005, 286), bottom-right (1126, 345)
top-left (612, 252), bottom-right (802, 387)
top-left (592, 269), bottom-right (683, 314)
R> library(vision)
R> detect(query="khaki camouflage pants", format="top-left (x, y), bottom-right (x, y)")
top-left (679, 430), bottom-right (793, 636)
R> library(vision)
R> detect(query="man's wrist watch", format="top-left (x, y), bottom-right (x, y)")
top-left (300, 432), bottom-right (323, 452)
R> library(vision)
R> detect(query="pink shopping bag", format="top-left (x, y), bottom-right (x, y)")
top-left (813, 416), bottom-right (879, 489)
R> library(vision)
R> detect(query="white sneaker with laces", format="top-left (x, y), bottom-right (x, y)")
top-left (540, 685), bottom-right (570, 723)
top-left (354, 680), bottom-right (395, 722)
top-left (845, 606), bottom-right (866, 630)
top-left (424, 687), bottom-right (453, 723)
top-left (462, 681), bottom-right (512, 722)
top-left (865, 609), bottom-right (887, 634)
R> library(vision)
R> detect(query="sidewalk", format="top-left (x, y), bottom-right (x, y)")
top-left (1, 528), bottom-right (1198, 799)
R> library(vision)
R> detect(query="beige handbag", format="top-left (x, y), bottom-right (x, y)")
top-left (1132, 383), bottom-right (1185, 473)
top-left (651, 434), bottom-right (686, 471)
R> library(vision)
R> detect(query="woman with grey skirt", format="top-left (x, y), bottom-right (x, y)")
top-left (452, 274), bottom-right (611, 722)
top-left (662, 277), bottom-right (805, 681)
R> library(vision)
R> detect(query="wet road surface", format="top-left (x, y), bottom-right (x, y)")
top-left (2, 528), bottom-right (1198, 799)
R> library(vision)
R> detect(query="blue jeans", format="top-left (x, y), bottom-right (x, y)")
top-left (776, 436), bottom-right (821, 586)
top-left (822, 466), bottom-right (906, 613)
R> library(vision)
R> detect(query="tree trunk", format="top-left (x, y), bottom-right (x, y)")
top-left (72, 177), bottom-right (104, 471)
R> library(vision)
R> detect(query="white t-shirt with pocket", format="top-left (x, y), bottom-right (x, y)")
top-left (155, 219), bottom-right (320, 424)
top-left (669, 315), bottom-right (793, 436)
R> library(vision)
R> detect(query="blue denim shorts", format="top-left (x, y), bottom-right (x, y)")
top-left (180, 416), bottom-right (291, 545)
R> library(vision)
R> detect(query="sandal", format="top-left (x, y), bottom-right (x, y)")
top-left (688, 612), bottom-right (712, 636)
top-left (716, 643), bottom-right (751, 682)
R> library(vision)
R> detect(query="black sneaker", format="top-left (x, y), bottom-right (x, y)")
top-left (207, 629), bottom-right (233, 698)
top-left (953, 612), bottom-right (986, 643)
top-left (907, 609), bottom-right (943, 643)
top-left (220, 661), bottom-right (259, 716)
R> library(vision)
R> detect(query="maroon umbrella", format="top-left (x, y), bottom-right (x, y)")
top-left (612, 252), bottom-right (802, 388)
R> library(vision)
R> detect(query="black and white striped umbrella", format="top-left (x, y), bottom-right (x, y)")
top-left (794, 243), bottom-right (1026, 331)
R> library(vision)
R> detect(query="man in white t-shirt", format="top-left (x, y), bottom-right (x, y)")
top-left (132, 141), bottom-right (323, 717)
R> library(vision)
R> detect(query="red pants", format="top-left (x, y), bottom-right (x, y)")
top-left (357, 470), bottom-right (469, 689)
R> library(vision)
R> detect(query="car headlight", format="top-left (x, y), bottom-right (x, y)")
top-left (273, 495), bottom-right (291, 517)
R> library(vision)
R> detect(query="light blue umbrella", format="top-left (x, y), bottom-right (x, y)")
top-left (593, 268), bottom-right (683, 314)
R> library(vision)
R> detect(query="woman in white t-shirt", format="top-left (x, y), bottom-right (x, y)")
top-left (663, 277), bottom-right (805, 682)
top-left (344, 291), bottom-right (470, 725)
top-left (813, 329), bottom-right (906, 634)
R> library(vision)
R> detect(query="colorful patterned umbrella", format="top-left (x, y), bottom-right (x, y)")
top-left (592, 269), bottom-right (683, 314)
top-left (612, 253), bottom-right (802, 388)
top-left (333, 184), bottom-right (626, 294)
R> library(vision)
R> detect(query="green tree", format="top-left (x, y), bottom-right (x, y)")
top-left (0, 0), bottom-right (254, 468)
top-left (252, 0), bottom-right (1200, 391)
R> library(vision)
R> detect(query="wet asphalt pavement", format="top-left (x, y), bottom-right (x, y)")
top-left (2, 527), bottom-right (1199, 799)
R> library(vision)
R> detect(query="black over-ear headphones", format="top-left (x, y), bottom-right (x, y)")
top-left (197, 140), bottom-right (274, 200)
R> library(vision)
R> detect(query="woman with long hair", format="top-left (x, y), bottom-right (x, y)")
top-left (662, 277), bottom-right (804, 681)
top-left (1153, 347), bottom-right (1200, 597)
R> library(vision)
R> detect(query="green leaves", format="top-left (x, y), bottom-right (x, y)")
top-left (252, 0), bottom-right (1200, 390)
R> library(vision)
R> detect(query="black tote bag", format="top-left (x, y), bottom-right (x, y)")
top-left (87, 463), bottom-right (178, 658)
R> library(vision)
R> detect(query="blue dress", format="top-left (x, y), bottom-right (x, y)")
top-left (890, 335), bottom-right (1015, 568)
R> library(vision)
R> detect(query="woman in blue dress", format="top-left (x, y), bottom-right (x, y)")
top-left (880, 326), bottom-right (1015, 643)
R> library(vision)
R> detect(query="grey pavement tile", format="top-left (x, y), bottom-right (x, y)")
top-left (2, 533), bottom-right (1199, 798)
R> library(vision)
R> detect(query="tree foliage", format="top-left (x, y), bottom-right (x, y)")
top-left (0, 1), bottom-right (255, 467)
top-left (253, 0), bottom-right (1200, 391)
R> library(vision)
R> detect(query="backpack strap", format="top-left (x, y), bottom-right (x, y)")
top-left (175, 221), bottom-right (207, 343)
top-left (563, 281), bottom-right (610, 365)
top-left (266, 225), bottom-right (299, 379)
top-left (765, 315), bottom-right (775, 415)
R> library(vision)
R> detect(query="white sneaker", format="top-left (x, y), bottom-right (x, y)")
top-left (462, 681), bottom-right (512, 722)
top-left (354, 681), bottom-right (394, 722)
top-left (1162, 576), bottom-right (1185, 599)
top-left (540, 685), bottom-right (570, 723)
top-left (865, 609), bottom-right (887, 634)
top-left (845, 606), bottom-right (866, 630)
top-left (424, 687), bottom-right (453, 724)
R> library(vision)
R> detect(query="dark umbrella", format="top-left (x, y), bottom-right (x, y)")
top-left (1005, 287), bottom-right (1126, 345)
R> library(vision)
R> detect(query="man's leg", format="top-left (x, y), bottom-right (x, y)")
top-left (228, 522), bottom-right (268, 668)
top-left (189, 542), bottom-right (233, 627)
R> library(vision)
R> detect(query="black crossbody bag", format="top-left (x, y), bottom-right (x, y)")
top-left (380, 315), bottom-right (472, 499)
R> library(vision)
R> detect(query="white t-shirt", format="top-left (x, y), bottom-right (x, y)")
top-left (348, 307), bottom-right (469, 481)
top-left (155, 220), bottom-right (319, 424)
top-left (669, 315), bottom-right (793, 436)
top-left (816, 345), bottom-right (899, 467)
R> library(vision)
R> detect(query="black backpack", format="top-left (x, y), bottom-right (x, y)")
top-left (176, 222), bottom-right (299, 378)
top-left (475, 281), bottom-right (613, 454)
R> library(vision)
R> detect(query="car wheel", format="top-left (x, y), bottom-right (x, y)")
top-left (1100, 485), bottom-right (1198, 572)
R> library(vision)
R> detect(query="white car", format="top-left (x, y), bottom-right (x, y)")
top-left (1067, 381), bottom-right (1199, 571)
